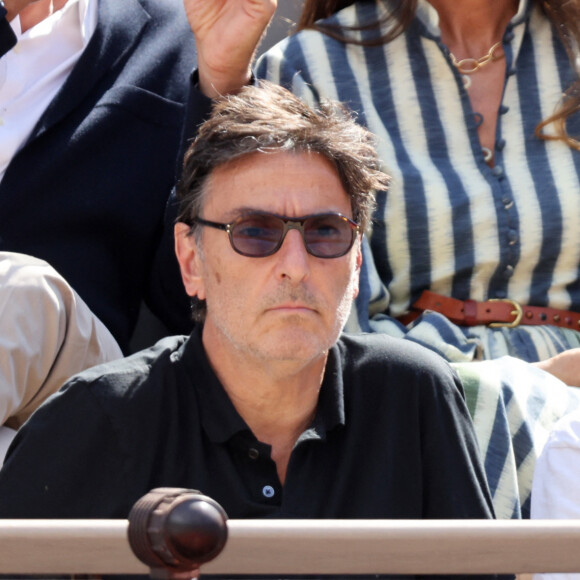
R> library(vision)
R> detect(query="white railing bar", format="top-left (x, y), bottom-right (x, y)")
top-left (1, 519), bottom-right (580, 575)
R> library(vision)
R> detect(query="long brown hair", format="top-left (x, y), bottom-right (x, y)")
top-left (535, 0), bottom-right (580, 149)
top-left (297, 0), bottom-right (580, 150)
top-left (298, 0), bottom-right (417, 46)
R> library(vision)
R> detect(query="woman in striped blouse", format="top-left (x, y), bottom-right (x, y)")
top-left (256, 0), bottom-right (580, 365)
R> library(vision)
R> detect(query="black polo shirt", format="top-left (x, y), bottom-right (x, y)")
top-left (0, 326), bottom-right (493, 525)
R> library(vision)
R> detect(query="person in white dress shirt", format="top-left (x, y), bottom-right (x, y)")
top-left (532, 408), bottom-right (580, 580)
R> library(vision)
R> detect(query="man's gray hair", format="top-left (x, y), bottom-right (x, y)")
top-left (176, 80), bottom-right (389, 231)
top-left (176, 80), bottom-right (389, 322)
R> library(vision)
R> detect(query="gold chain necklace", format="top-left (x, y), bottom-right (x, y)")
top-left (450, 41), bottom-right (505, 74)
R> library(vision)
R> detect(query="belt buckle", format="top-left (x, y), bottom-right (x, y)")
top-left (488, 299), bottom-right (523, 328)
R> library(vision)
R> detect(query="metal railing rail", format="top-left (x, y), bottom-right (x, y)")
top-left (1, 519), bottom-right (580, 576)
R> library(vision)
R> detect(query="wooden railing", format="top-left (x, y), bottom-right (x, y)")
top-left (1, 519), bottom-right (580, 576)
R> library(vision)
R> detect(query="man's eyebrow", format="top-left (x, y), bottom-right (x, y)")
top-left (222, 207), bottom-right (265, 220)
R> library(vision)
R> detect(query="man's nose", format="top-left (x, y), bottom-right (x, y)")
top-left (274, 228), bottom-right (311, 281)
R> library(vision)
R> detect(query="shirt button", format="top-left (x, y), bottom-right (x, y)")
top-left (504, 265), bottom-right (515, 279)
top-left (502, 197), bottom-right (514, 209)
top-left (495, 138), bottom-right (506, 151)
top-left (508, 229), bottom-right (518, 245)
top-left (262, 485), bottom-right (275, 498)
top-left (491, 165), bottom-right (504, 179)
top-left (499, 105), bottom-right (510, 115)
top-left (248, 448), bottom-right (259, 460)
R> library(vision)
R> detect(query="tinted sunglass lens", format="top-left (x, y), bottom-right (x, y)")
top-left (231, 215), bottom-right (283, 256)
top-left (229, 213), bottom-right (356, 258)
top-left (305, 215), bottom-right (354, 257)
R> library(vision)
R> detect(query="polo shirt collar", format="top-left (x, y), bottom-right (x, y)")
top-left (180, 326), bottom-right (248, 444)
top-left (181, 327), bottom-right (346, 445)
top-left (310, 343), bottom-right (346, 437)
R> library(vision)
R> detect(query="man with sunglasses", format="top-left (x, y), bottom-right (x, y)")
top-left (0, 82), bottom-right (497, 542)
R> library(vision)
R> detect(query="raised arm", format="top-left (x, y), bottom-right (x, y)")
top-left (184, 0), bottom-right (277, 97)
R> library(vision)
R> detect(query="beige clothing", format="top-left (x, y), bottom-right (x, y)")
top-left (0, 252), bottom-right (122, 430)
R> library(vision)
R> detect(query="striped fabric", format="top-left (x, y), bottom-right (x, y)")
top-left (256, 0), bottom-right (580, 364)
top-left (452, 358), bottom-right (580, 519)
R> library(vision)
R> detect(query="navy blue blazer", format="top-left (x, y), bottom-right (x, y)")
top-left (0, 0), bottom-right (207, 352)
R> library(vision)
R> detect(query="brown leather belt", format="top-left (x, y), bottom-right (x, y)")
top-left (398, 290), bottom-right (580, 330)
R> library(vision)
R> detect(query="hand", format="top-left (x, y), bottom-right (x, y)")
top-left (533, 348), bottom-right (580, 387)
top-left (184, 0), bottom-right (277, 98)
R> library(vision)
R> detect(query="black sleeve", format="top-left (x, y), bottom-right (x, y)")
top-left (179, 69), bottom-right (214, 164)
top-left (419, 364), bottom-right (495, 520)
top-left (146, 184), bottom-right (194, 335)
top-left (0, 380), bottom-right (130, 519)
top-left (0, 3), bottom-right (17, 57)
top-left (144, 71), bottom-right (213, 336)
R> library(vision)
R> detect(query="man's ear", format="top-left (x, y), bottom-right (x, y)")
top-left (352, 237), bottom-right (363, 300)
top-left (355, 239), bottom-right (363, 271)
top-left (174, 222), bottom-right (206, 300)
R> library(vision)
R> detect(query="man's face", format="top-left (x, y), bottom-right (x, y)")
top-left (175, 151), bottom-right (362, 368)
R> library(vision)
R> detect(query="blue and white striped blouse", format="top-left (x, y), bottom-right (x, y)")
top-left (256, 0), bottom-right (580, 363)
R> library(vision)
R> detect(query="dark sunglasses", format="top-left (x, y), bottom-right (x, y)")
top-left (190, 212), bottom-right (360, 259)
